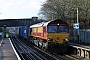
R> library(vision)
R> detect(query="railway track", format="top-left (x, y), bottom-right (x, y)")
top-left (16, 35), bottom-right (78, 60)
top-left (34, 46), bottom-right (77, 60)
top-left (11, 35), bottom-right (55, 60)
top-left (31, 45), bottom-right (87, 60)
top-left (10, 34), bottom-right (85, 60)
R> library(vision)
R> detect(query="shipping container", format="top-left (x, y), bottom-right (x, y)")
top-left (19, 26), bottom-right (29, 38)
top-left (23, 26), bottom-right (29, 38)
top-left (19, 26), bottom-right (23, 37)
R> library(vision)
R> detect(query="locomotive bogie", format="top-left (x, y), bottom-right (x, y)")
top-left (34, 40), bottom-right (39, 46)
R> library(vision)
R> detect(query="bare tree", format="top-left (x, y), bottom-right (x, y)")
top-left (39, 0), bottom-right (67, 20)
top-left (39, 0), bottom-right (90, 29)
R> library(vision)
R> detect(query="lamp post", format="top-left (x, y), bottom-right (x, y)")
top-left (76, 8), bottom-right (79, 43)
top-left (77, 8), bottom-right (78, 23)
top-left (73, 8), bottom-right (79, 43)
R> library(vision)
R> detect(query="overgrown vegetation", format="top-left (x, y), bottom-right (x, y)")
top-left (39, 0), bottom-right (90, 29)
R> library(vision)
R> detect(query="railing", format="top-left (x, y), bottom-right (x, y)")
top-left (69, 29), bottom-right (90, 43)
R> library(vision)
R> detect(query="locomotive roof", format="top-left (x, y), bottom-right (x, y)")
top-left (30, 19), bottom-right (67, 28)
top-left (30, 20), bottom-right (52, 28)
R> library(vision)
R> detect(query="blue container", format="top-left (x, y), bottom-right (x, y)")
top-left (19, 26), bottom-right (29, 38)
top-left (19, 26), bottom-right (24, 37)
top-left (23, 26), bottom-right (29, 38)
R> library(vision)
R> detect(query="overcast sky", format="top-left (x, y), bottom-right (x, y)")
top-left (0, 0), bottom-right (46, 19)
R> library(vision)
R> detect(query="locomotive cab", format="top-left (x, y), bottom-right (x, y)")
top-left (47, 23), bottom-right (69, 44)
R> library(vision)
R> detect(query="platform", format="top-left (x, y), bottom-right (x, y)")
top-left (69, 42), bottom-right (90, 51)
top-left (69, 42), bottom-right (90, 59)
top-left (0, 38), bottom-right (19, 60)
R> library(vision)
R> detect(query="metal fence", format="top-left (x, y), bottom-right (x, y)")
top-left (69, 29), bottom-right (90, 43)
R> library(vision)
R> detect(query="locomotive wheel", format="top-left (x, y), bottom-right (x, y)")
top-left (42, 42), bottom-right (48, 51)
top-left (42, 42), bottom-right (44, 50)
top-left (37, 40), bottom-right (39, 47)
top-left (36, 40), bottom-right (39, 46)
top-left (38, 40), bottom-right (43, 48)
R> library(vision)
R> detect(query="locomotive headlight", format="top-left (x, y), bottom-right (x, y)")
top-left (48, 38), bottom-right (53, 41)
top-left (64, 38), bottom-right (68, 42)
top-left (64, 37), bottom-right (68, 42)
top-left (65, 39), bottom-right (68, 41)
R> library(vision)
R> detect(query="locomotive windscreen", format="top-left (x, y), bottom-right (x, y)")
top-left (48, 26), bottom-right (69, 33)
top-left (59, 26), bottom-right (68, 33)
top-left (48, 26), bottom-right (57, 33)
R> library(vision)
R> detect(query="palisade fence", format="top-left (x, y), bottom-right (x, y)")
top-left (69, 29), bottom-right (90, 43)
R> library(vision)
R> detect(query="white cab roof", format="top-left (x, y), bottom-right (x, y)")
top-left (30, 20), bottom-right (54, 28)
